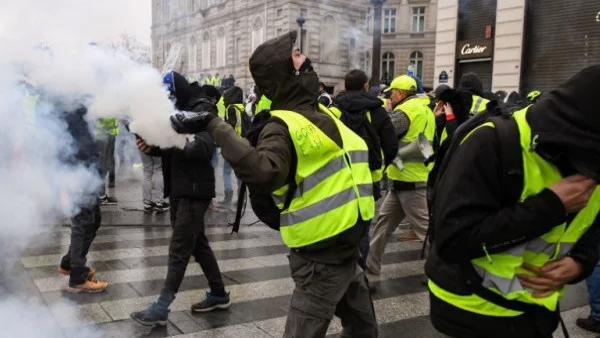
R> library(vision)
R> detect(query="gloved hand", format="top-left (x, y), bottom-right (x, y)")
top-left (170, 112), bottom-right (216, 134)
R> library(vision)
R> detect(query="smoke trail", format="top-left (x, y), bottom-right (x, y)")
top-left (0, 0), bottom-right (179, 336)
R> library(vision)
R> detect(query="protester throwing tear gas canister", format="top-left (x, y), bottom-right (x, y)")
top-left (130, 71), bottom-right (230, 327)
top-left (425, 65), bottom-right (600, 338)
top-left (170, 31), bottom-right (378, 338)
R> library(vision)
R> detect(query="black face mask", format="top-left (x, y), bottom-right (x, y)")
top-left (299, 58), bottom-right (314, 73)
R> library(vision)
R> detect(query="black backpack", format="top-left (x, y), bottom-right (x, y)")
top-left (327, 105), bottom-right (383, 173)
top-left (230, 104), bottom-right (252, 137)
top-left (230, 110), bottom-right (297, 233)
top-left (425, 101), bottom-right (523, 248)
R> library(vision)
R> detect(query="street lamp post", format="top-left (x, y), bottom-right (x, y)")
top-left (296, 12), bottom-right (306, 53)
top-left (371, 0), bottom-right (386, 85)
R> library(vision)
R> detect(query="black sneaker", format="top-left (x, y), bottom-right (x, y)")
top-left (576, 316), bottom-right (600, 333)
top-left (130, 302), bottom-right (169, 327)
top-left (143, 202), bottom-right (154, 214)
top-left (191, 292), bottom-right (231, 312)
top-left (154, 202), bottom-right (170, 213)
top-left (104, 196), bottom-right (118, 205)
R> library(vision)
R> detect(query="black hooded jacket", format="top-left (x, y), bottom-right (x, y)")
top-left (207, 31), bottom-right (368, 264)
top-left (149, 73), bottom-right (216, 200)
top-left (425, 65), bottom-right (600, 336)
top-left (334, 90), bottom-right (398, 168)
top-left (223, 86), bottom-right (245, 132)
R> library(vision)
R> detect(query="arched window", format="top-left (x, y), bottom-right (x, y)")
top-left (321, 16), bottom-right (338, 63)
top-left (188, 36), bottom-right (197, 72)
top-left (216, 27), bottom-right (226, 68)
top-left (201, 31), bottom-right (211, 70)
top-left (251, 17), bottom-right (264, 53)
top-left (409, 51), bottom-right (423, 79)
top-left (382, 52), bottom-right (395, 83)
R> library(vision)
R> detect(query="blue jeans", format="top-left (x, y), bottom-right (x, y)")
top-left (223, 158), bottom-right (240, 192)
top-left (587, 261), bottom-right (600, 319)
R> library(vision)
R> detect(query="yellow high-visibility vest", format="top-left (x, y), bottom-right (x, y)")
top-left (387, 97), bottom-right (435, 183)
top-left (429, 107), bottom-right (600, 317)
top-left (269, 109), bottom-right (375, 248)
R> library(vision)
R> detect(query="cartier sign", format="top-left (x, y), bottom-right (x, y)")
top-left (457, 39), bottom-right (493, 60)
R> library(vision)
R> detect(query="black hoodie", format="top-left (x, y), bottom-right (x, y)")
top-left (334, 90), bottom-right (398, 168)
top-left (207, 31), bottom-right (368, 264)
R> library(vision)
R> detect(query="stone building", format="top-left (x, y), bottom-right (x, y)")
top-left (151, 0), bottom-right (372, 93)
top-left (369, 0), bottom-right (438, 89)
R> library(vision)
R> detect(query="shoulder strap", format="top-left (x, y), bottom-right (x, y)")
top-left (489, 116), bottom-right (523, 204)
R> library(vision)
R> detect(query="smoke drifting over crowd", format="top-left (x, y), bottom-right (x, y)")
top-left (0, 1), bottom-right (173, 336)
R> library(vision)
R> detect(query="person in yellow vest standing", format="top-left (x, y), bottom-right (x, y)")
top-left (459, 73), bottom-right (490, 116)
top-left (220, 86), bottom-right (247, 204)
top-left (96, 117), bottom-right (119, 204)
top-left (170, 31), bottom-right (378, 337)
top-left (426, 65), bottom-right (600, 338)
top-left (365, 75), bottom-right (435, 276)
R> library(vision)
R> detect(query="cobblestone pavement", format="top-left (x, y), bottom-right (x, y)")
top-left (4, 158), bottom-right (597, 338)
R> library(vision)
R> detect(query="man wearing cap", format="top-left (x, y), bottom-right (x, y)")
top-left (366, 75), bottom-right (435, 276)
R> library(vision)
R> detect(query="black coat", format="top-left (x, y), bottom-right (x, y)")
top-left (150, 98), bottom-right (217, 201)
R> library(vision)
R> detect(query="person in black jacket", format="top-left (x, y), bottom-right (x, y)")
top-left (53, 100), bottom-right (109, 293)
top-left (425, 66), bottom-right (600, 338)
top-left (131, 71), bottom-right (230, 327)
top-left (334, 69), bottom-right (398, 270)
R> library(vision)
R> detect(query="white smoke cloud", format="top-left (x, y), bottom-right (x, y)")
top-left (0, 0), bottom-right (178, 336)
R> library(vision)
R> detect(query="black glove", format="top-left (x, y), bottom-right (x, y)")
top-left (170, 112), bottom-right (216, 134)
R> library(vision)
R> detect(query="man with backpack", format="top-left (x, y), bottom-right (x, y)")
top-left (425, 65), bottom-right (600, 338)
top-left (330, 69), bottom-right (398, 269)
top-left (170, 31), bottom-right (378, 338)
top-left (365, 75), bottom-right (435, 276)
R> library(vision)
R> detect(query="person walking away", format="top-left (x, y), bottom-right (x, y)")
top-left (56, 103), bottom-right (108, 293)
top-left (426, 65), bottom-right (600, 338)
top-left (365, 75), bottom-right (435, 276)
top-left (331, 69), bottom-right (398, 269)
top-left (170, 31), bottom-right (378, 337)
top-left (140, 150), bottom-right (167, 213)
top-left (318, 81), bottom-right (333, 107)
top-left (130, 72), bottom-right (230, 326)
top-left (96, 117), bottom-right (118, 204)
top-left (221, 86), bottom-right (248, 204)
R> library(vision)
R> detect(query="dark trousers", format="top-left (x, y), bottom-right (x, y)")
top-left (161, 198), bottom-right (225, 298)
top-left (284, 251), bottom-right (378, 338)
top-left (60, 200), bottom-right (101, 286)
top-left (358, 230), bottom-right (370, 270)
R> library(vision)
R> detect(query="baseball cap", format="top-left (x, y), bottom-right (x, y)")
top-left (384, 75), bottom-right (417, 92)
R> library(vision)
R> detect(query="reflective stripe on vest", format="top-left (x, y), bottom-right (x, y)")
top-left (429, 107), bottom-right (600, 317)
top-left (387, 96), bottom-right (435, 182)
top-left (270, 109), bottom-right (375, 248)
top-left (470, 95), bottom-right (490, 116)
top-left (324, 105), bottom-right (384, 183)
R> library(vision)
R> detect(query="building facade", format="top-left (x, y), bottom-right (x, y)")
top-left (433, 0), bottom-right (600, 94)
top-left (151, 0), bottom-right (372, 93)
top-left (371, 0), bottom-right (438, 89)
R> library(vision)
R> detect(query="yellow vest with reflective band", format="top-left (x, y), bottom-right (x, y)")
top-left (217, 97), bottom-right (226, 119)
top-left (269, 109), bottom-right (375, 248)
top-left (429, 107), bottom-right (600, 317)
top-left (227, 103), bottom-right (245, 136)
top-left (327, 105), bottom-right (385, 183)
top-left (97, 118), bottom-right (119, 136)
top-left (387, 96), bottom-right (435, 182)
top-left (470, 95), bottom-right (490, 116)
